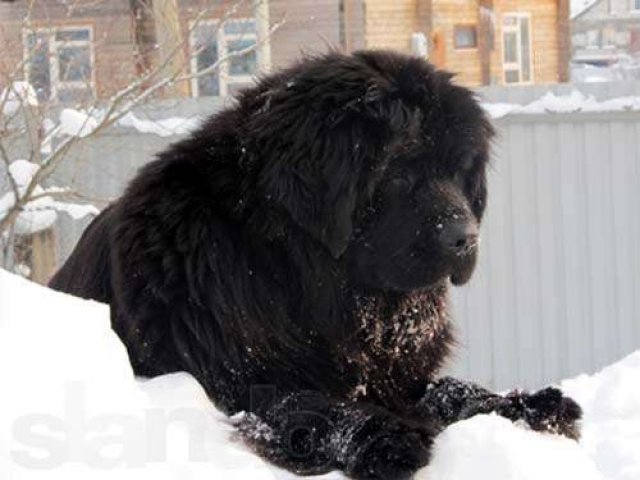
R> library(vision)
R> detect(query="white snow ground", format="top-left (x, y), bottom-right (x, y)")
top-left (1, 269), bottom-right (638, 480)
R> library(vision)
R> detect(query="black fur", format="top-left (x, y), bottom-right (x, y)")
top-left (50, 50), bottom-right (581, 478)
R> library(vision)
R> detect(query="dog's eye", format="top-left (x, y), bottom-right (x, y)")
top-left (461, 152), bottom-right (484, 172)
top-left (460, 155), bottom-right (475, 171)
top-left (454, 154), bottom-right (480, 186)
top-left (453, 170), bottom-right (467, 188)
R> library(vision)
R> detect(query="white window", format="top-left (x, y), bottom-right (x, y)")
top-left (190, 19), bottom-right (258, 97)
top-left (23, 27), bottom-right (94, 103)
top-left (633, 0), bottom-right (640, 12)
top-left (502, 13), bottom-right (533, 85)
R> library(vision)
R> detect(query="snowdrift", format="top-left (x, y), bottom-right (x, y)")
top-left (1, 269), bottom-right (638, 480)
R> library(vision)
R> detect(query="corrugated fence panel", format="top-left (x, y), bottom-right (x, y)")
top-left (449, 111), bottom-right (640, 391)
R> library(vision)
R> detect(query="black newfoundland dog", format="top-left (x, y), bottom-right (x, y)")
top-left (50, 51), bottom-right (581, 479)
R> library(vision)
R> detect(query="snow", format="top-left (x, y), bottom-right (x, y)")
top-left (0, 82), bottom-right (38, 116)
top-left (57, 93), bottom-right (640, 135)
top-left (562, 353), bottom-right (640, 480)
top-left (59, 108), bottom-right (99, 138)
top-left (1, 269), bottom-right (639, 480)
top-left (116, 112), bottom-right (202, 138)
top-left (56, 109), bottom-right (202, 138)
top-left (422, 415), bottom-right (602, 480)
top-left (0, 159), bottom-right (98, 235)
top-left (482, 90), bottom-right (640, 119)
top-left (571, 0), bottom-right (598, 19)
top-left (0, 270), bottom-right (277, 480)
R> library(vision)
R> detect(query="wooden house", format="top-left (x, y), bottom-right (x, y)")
top-left (360, 0), bottom-right (571, 85)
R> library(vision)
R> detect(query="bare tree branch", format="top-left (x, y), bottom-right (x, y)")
top-left (0, 142), bottom-right (20, 204)
top-left (0, 0), bottom-right (284, 269)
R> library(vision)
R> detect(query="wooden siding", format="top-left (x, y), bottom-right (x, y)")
top-left (361, 0), bottom-right (564, 86)
top-left (432, 0), bottom-right (483, 85)
top-left (269, 0), bottom-right (342, 71)
top-left (364, 0), bottom-right (417, 51)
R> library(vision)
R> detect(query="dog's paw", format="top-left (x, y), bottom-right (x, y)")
top-left (344, 419), bottom-right (432, 479)
top-left (511, 387), bottom-right (583, 440)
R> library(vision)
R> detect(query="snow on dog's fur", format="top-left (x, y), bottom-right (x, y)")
top-left (50, 50), bottom-right (581, 479)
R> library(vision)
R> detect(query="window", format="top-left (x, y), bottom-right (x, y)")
top-left (502, 13), bottom-right (533, 85)
top-left (633, 0), bottom-right (640, 11)
top-left (24, 27), bottom-right (94, 102)
top-left (190, 19), bottom-right (258, 97)
top-left (454, 25), bottom-right (478, 49)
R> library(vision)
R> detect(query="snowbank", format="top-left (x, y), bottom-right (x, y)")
top-left (1, 269), bottom-right (638, 480)
top-left (0, 270), bottom-right (279, 480)
top-left (562, 354), bottom-right (640, 480)
top-left (423, 415), bottom-right (601, 480)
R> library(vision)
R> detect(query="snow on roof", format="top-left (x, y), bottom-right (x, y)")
top-left (55, 108), bottom-right (203, 139)
top-left (571, 0), bottom-right (600, 19)
top-left (117, 111), bottom-right (202, 137)
top-left (481, 90), bottom-right (640, 119)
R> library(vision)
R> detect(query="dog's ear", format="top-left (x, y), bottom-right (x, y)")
top-left (245, 65), bottom-right (396, 258)
top-left (256, 124), bottom-right (365, 258)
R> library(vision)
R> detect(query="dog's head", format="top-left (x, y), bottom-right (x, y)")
top-left (240, 50), bottom-right (493, 292)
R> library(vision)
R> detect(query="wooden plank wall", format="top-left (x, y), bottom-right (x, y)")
top-left (364, 0), bottom-right (418, 52)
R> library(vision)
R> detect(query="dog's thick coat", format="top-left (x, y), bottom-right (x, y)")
top-left (51, 51), bottom-right (581, 479)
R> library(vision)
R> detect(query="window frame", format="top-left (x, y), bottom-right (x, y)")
top-left (632, 0), bottom-right (640, 12)
top-left (22, 25), bottom-right (96, 102)
top-left (453, 24), bottom-right (478, 50)
top-left (501, 12), bottom-right (534, 85)
top-left (189, 18), bottom-right (258, 98)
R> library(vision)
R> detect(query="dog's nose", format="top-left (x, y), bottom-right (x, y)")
top-left (438, 221), bottom-right (479, 256)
